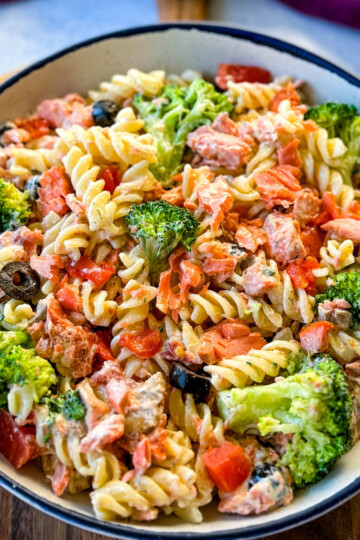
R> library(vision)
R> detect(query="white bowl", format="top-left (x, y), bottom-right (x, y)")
top-left (1, 23), bottom-right (360, 539)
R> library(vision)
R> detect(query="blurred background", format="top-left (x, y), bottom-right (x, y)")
top-left (0, 0), bottom-right (360, 76)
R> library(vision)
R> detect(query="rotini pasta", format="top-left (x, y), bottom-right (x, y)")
top-left (0, 63), bottom-right (357, 528)
top-left (88, 69), bottom-right (165, 103)
top-left (7, 147), bottom-right (61, 176)
top-left (204, 340), bottom-right (301, 390)
top-left (0, 299), bottom-right (34, 330)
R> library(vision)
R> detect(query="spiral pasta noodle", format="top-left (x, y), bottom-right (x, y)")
top-left (7, 148), bottom-right (61, 176)
top-left (1, 64), bottom-right (358, 527)
top-left (56, 126), bottom-right (157, 167)
top-left (62, 146), bottom-right (117, 232)
top-left (227, 81), bottom-right (282, 114)
top-left (91, 464), bottom-right (200, 522)
top-left (0, 299), bottom-right (34, 330)
top-left (41, 211), bottom-right (91, 261)
top-left (88, 69), bottom-right (165, 103)
top-left (204, 340), bottom-right (301, 390)
top-left (52, 431), bottom-right (122, 489)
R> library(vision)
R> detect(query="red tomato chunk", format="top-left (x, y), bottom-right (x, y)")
top-left (202, 441), bottom-right (250, 493)
top-left (119, 329), bottom-right (162, 359)
top-left (0, 410), bottom-right (41, 469)
top-left (286, 257), bottom-right (319, 295)
top-left (216, 64), bottom-right (271, 90)
top-left (100, 166), bottom-right (122, 195)
top-left (66, 255), bottom-right (115, 288)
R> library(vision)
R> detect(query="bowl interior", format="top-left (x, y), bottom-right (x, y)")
top-left (1, 24), bottom-right (360, 539)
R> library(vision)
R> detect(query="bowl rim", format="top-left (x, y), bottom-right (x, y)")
top-left (1, 21), bottom-right (360, 539)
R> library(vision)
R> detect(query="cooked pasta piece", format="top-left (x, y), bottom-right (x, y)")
top-left (88, 69), bottom-right (165, 103)
top-left (204, 340), bottom-right (301, 390)
top-left (0, 299), bottom-right (34, 330)
top-left (7, 147), bottom-right (61, 176)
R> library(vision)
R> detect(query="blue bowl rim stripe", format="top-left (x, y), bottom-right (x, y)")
top-left (0, 22), bottom-right (360, 96)
top-left (1, 21), bottom-right (360, 539)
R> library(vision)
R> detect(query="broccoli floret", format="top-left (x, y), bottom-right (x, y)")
top-left (0, 178), bottom-right (31, 233)
top-left (304, 103), bottom-right (360, 186)
top-left (315, 271), bottom-right (360, 328)
top-left (0, 330), bottom-right (57, 409)
top-left (217, 354), bottom-right (352, 488)
top-left (133, 79), bottom-right (234, 186)
top-left (45, 390), bottom-right (86, 422)
top-left (125, 200), bottom-right (199, 284)
top-left (0, 330), bottom-right (30, 351)
top-left (280, 348), bottom-right (309, 377)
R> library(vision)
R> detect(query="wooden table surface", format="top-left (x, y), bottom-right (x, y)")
top-left (1, 1), bottom-right (360, 538)
top-left (1, 485), bottom-right (360, 540)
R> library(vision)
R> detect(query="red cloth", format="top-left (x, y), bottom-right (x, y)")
top-left (279, 0), bottom-right (360, 29)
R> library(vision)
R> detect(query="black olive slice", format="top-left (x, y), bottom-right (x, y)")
top-left (92, 100), bottom-right (121, 127)
top-left (0, 262), bottom-right (40, 301)
top-left (248, 463), bottom-right (279, 489)
top-left (169, 362), bottom-right (211, 402)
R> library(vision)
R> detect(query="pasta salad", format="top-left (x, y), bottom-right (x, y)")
top-left (0, 63), bottom-right (359, 524)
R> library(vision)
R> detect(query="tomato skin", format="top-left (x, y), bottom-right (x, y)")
top-left (216, 64), bottom-right (271, 90)
top-left (96, 330), bottom-right (116, 362)
top-left (0, 410), bottom-right (41, 469)
top-left (286, 257), bottom-right (319, 294)
top-left (301, 228), bottom-right (323, 258)
top-left (100, 166), bottom-right (122, 195)
top-left (202, 441), bottom-right (250, 493)
top-left (119, 329), bottom-right (162, 359)
top-left (65, 255), bottom-right (115, 288)
top-left (15, 116), bottom-right (50, 139)
top-left (322, 192), bottom-right (340, 220)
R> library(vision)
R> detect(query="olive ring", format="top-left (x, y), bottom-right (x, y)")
top-left (0, 261), bottom-right (40, 302)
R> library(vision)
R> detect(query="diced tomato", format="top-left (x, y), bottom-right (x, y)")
top-left (38, 166), bottom-right (73, 217)
top-left (96, 330), bottom-right (116, 362)
top-left (322, 191), bottom-right (340, 220)
top-left (350, 201), bottom-right (360, 215)
top-left (0, 410), bottom-right (41, 469)
top-left (65, 255), bottom-right (115, 288)
top-left (15, 116), bottom-right (50, 140)
top-left (269, 83), bottom-right (301, 112)
top-left (119, 329), bottom-right (162, 359)
top-left (301, 228), bottom-right (323, 258)
top-left (299, 321), bottom-right (334, 353)
top-left (100, 166), bottom-right (122, 195)
top-left (215, 63), bottom-right (271, 90)
top-left (55, 284), bottom-right (82, 312)
top-left (202, 441), bottom-right (250, 493)
top-left (286, 257), bottom-right (319, 294)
